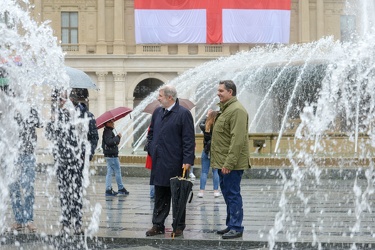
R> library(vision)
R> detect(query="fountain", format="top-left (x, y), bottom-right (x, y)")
top-left (112, 0), bottom-right (375, 248)
top-left (3, 0), bottom-right (375, 248)
top-left (1, 0), bottom-right (62, 233)
top-left (0, 1), bottom-right (102, 248)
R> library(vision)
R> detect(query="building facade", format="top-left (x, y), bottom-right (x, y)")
top-left (29, 0), bottom-right (348, 118)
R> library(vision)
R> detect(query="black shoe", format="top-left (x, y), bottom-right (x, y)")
top-left (146, 225), bottom-right (165, 236)
top-left (105, 188), bottom-right (118, 196)
top-left (118, 188), bottom-right (129, 195)
top-left (216, 228), bottom-right (230, 235)
top-left (222, 230), bottom-right (243, 239)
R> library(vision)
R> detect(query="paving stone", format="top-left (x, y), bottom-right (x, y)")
top-left (2, 168), bottom-right (375, 249)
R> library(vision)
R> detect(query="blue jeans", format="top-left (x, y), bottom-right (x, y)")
top-left (9, 154), bottom-right (36, 224)
top-left (219, 169), bottom-right (244, 233)
top-left (200, 151), bottom-right (219, 190)
top-left (150, 185), bottom-right (155, 198)
top-left (105, 157), bottom-right (124, 190)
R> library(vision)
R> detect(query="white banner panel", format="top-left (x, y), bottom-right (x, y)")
top-left (135, 10), bottom-right (207, 44)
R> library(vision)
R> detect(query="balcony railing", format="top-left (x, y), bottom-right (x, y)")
top-left (61, 44), bottom-right (79, 52)
top-left (204, 45), bottom-right (223, 53)
top-left (142, 45), bottom-right (161, 53)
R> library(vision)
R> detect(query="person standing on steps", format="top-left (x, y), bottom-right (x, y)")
top-left (102, 120), bottom-right (129, 196)
top-left (210, 80), bottom-right (250, 240)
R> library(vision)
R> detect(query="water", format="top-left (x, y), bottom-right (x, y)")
top-left (113, 0), bottom-right (375, 249)
top-left (3, 0), bottom-right (375, 249)
top-left (120, 40), bottom-right (339, 152)
top-left (0, 0), bottom-right (101, 246)
top-left (1, 0), bottom-right (63, 233)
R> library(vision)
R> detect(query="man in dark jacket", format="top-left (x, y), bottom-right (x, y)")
top-left (69, 88), bottom-right (99, 161)
top-left (102, 120), bottom-right (129, 196)
top-left (145, 85), bottom-right (195, 237)
top-left (46, 90), bottom-right (85, 235)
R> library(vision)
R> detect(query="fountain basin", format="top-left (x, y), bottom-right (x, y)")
top-left (89, 133), bottom-right (375, 167)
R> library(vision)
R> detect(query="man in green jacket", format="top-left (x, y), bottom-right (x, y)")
top-left (211, 80), bottom-right (250, 239)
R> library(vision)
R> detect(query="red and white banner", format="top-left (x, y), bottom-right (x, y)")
top-left (134, 0), bottom-right (290, 44)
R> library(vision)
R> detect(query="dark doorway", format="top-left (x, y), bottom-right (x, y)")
top-left (132, 78), bottom-right (164, 150)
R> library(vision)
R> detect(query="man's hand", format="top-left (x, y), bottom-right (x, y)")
top-left (221, 167), bottom-right (231, 175)
top-left (182, 163), bottom-right (191, 177)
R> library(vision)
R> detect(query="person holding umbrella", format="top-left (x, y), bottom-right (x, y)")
top-left (102, 119), bottom-right (129, 196)
top-left (95, 106), bottom-right (132, 196)
top-left (211, 80), bottom-right (250, 240)
top-left (145, 85), bottom-right (195, 237)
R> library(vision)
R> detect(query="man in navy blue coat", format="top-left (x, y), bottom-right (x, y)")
top-left (145, 85), bottom-right (195, 237)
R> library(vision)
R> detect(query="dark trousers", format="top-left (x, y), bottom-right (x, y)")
top-left (57, 161), bottom-right (83, 229)
top-left (152, 185), bottom-right (186, 230)
top-left (218, 169), bottom-right (244, 233)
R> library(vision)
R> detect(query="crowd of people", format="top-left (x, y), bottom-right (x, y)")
top-left (4, 87), bottom-right (100, 236)
top-left (144, 81), bottom-right (250, 240)
top-left (3, 80), bottom-right (250, 240)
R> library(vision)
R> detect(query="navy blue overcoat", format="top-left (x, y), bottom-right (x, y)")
top-left (147, 99), bottom-right (195, 187)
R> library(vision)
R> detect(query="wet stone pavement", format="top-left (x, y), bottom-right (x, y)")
top-left (2, 168), bottom-right (375, 249)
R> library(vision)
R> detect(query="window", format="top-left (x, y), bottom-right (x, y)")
top-left (61, 12), bottom-right (78, 44)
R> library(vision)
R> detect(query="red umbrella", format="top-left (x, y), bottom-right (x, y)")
top-left (143, 98), bottom-right (195, 114)
top-left (96, 107), bottom-right (132, 129)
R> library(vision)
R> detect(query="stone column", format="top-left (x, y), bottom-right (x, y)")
top-left (113, 0), bottom-right (126, 54)
top-left (96, 0), bottom-right (107, 54)
top-left (32, 0), bottom-right (43, 23)
top-left (299, 0), bottom-right (310, 43)
top-left (113, 71), bottom-right (126, 107)
top-left (96, 71), bottom-right (108, 115)
top-left (316, 0), bottom-right (325, 39)
top-left (125, 97), bottom-right (135, 109)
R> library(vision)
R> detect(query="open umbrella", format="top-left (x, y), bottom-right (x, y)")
top-left (143, 98), bottom-right (195, 114)
top-left (66, 66), bottom-right (97, 89)
top-left (170, 168), bottom-right (193, 239)
top-left (96, 107), bottom-right (132, 129)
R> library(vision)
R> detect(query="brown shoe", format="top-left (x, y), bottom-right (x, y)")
top-left (171, 228), bottom-right (183, 238)
top-left (146, 225), bottom-right (165, 236)
top-left (26, 222), bottom-right (37, 233)
top-left (10, 223), bottom-right (23, 232)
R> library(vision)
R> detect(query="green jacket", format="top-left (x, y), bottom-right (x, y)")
top-left (211, 97), bottom-right (250, 171)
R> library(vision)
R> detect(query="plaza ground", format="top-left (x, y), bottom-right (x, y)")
top-left (2, 163), bottom-right (375, 249)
